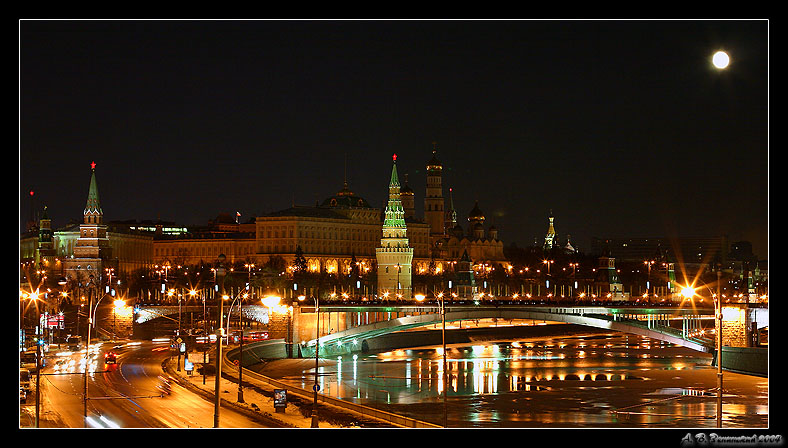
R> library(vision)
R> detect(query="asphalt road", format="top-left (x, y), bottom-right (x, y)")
top-left (32, 340), bottom-right (272, 428)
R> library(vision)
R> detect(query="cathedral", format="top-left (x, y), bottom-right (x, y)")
top-left (410, 145), bottom-right (507, 273)
top-left (541, 210), bottom-right (578, 255)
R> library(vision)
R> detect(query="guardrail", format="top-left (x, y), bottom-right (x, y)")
top-left (224, 344), bottom-right (441, 428)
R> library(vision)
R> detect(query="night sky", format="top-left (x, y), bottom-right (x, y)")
top-left (19, 20), bottom-right (769, 259)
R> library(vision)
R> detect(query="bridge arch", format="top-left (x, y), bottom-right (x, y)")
top-left (299, 307), bottom-right (713, 357)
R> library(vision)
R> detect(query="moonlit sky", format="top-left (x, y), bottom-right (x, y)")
top-left (19, 20), bottom-right (769, 258)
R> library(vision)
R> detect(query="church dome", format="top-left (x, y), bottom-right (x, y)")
top-left (468, 201), bottom-right (485, 221)
top-left (427, 152), bottom-right (441, 168)
top-left (426, 144), bottom-right (442, 171)
top-left (321, 182), bottom-right (372, 208)
top-left (400, 173), bottom-right (414, 194)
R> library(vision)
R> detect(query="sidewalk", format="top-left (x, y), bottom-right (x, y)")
top-left (164, 353), bottom-right (356, 428)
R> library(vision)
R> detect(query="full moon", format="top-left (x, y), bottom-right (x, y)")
top-left (712, 50), bottom-right (730, 69)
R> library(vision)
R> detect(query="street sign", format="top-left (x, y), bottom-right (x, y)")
top-left (274, 389), bottom-right (287, 412)
top-left (313, 384), bottom-right (320, 392)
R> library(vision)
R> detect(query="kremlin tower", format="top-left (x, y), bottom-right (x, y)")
top-left (376, 154), bottom-right (413, 299)
top-left (63, 161), bottom-right (113, 284)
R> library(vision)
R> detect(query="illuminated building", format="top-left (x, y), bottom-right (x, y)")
top-left (424, 145), bottom-right (445, 245)
top-left (421, 146), bottom-right (507, 271)
top-left (376, 154), bottom-right (414, 298)
top-left (20, 163), bottom-right (153, 282)
top-left (543, 210), bottom-right (556, 250)
top-left (594, 253), bottom-right (626, 300)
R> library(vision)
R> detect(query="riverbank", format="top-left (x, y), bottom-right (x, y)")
top-left (166, 354), bottom-right (394, 428)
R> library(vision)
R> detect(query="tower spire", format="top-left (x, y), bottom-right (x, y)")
top-left (544, 209), bottom-right (556, 250)
top-left (377, 154), bottom-right (413, 299)
top-left (343, 152), bottom-right (348, 189)
top-left (389, 153), bottom-right (400, 188)
top-left (84, 161), bottom-right (103, 223)
top-left (445, 187), bottom-right (457, 231)
top-left (384, 154), bottom-right (405, 228)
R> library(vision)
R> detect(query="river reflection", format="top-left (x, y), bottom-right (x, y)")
top-left (286, 331), bottom-right (768, 428)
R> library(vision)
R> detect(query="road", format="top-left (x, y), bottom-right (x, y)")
top-left (33, 340), bottom-right (271, 428)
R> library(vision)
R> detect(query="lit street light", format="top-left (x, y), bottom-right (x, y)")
top-left (214, 254), bottom-right (226, 428)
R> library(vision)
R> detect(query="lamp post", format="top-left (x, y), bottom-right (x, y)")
top-left (83, 274), bottom-right (98, 427)
top-left (213, 254), bottom-right (226, 428)
top-left (716, 267), bottom-right (723, 428)
top-left (57, 277), bottom-right (69, 348)
top-left (543, 259), bottom-right (553, 300)
top-left (644, 260), bottom-right (654, 302)
top-left (311, 291), bottom-right (320, 428)
top-left (238, 263), bottom-right (254, 403)
top-left (113, 298), bottom-right (125, 342)
top-left (438, 292), bottom-right (448, 428)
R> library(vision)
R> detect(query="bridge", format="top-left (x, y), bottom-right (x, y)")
top-left (295, 303), bottom-right (719, 356)
top-left (134, 300), bottom-right (768, 357)
top-left (134, 304), bottom-right (270, 325)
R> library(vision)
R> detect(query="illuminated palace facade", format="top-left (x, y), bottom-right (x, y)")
top-left (22, 150), bottom-right (508, 290)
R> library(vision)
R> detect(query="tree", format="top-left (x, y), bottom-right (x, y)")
top-left (292, 245), bottom-right (308, 273)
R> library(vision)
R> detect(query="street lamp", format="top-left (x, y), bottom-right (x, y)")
top-left (237, 263), bottom-right (254, 403)
top-left (715, 267), bottom-right (724, 428)
top-left (644, 260), bottom-right (655, 302)
top-left (82, 274), bottom-right (99, 427)
top-left (213, 254), bottom-right (226, 429)
top-left (113, 298), bottom-right (125, 342)
top-left (298, 293), bottom-right (321, 428)
top-left (190, 288), bottom-right (208, 386)
top-left (542, 259), bottom-right (553, 300)
top-left (438, 292), bottom-right (448, 427)
top-left (57, 277), bottom-right (69, 348)
top-left (312, 292), bottom-right (320, 428)
top-left (169, 289), bottom-right (183, 372)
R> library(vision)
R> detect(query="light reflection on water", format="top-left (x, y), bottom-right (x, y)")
top-left (289, 333), bottom-right (767, 428)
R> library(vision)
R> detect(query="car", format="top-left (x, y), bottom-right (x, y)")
top-left (20, 350), bottom-right (39, 371)
top-left (19, 368), bottom-right (31, 391)
top-left (104, 352), bottom-right (117, 364)
top-left (156, 375), bottom-right (172, 395)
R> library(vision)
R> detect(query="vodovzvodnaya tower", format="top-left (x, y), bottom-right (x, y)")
top-left (376, 154), bottom-right (413, 299)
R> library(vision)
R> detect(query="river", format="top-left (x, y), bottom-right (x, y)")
top-left (271, 324), bottom-right (768, 428)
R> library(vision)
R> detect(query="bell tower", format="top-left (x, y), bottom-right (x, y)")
top-left (543, 210), bottom-right (556, 250)
top-left (424, 143), bottom-right (445, 240)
